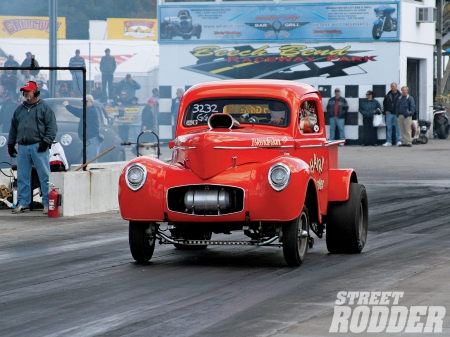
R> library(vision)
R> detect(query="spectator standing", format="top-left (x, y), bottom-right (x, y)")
top-left (171, 88), bottom-right (184, 137)
top-left (17, 70), bottom-right (36, 90)
top-left (1, 70), bottom-right (18, 96)
top-left (4, 54), bottom-right (20, 75)
top-left (36, 80), bottom-right (50, 99)
top-left (326, 88), bottom-right (348, 145)
top-left (359, 90), bottom-right (382, 146)
top-left (100, 48), bottom-right (116, 103)
top-left (20, 52), bottom-right (40, 76)
top-left (396, 86), bottom-right (416, 147)
top-left (68, 49), bottom-right (86, 97)
top-left (7, 81), bottom-right (57, 214)
top-left (63, 94), bottom-right (101, 162)
top-left (0, 92), bottom-right (16, 133)
top-left (382, 82), bottom-right (402, 147)
top-left (142, 98), bottom-right (156, 133)
top-left (117, 74), bottom-right (141, 99)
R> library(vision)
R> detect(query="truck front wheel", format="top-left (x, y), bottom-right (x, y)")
top-left (129, 221), bottom-right (156, 263)
top-left (326, 183), bottom-right (368, 254)
top-left (282, 206), bottom-right (309, 267)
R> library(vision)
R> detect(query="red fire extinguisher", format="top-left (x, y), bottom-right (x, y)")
top-left (48, 183), bottom-right (61, 218)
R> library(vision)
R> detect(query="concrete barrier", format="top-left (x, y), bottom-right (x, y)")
top-left (0, 162), bottom-right (127, 217)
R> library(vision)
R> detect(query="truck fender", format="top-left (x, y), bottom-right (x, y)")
top-left (328, 169), bottom-right (358, 202)
top-left (119, 157), bottom-right (170, 221)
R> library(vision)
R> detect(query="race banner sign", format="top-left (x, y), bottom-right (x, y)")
top-left (159, 2), bottom-right (399, 44)
top-left (0, 16), bottom-right (66, 38)
top-left (160, 42), bottom-right (400, 86)
top-left (107, 18), bottom-right (157, 40)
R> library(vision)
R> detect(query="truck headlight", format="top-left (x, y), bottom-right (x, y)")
top-left (125, 163), bottom-right (147, 191)
top-left (268, 163), bottom-right (290, 191)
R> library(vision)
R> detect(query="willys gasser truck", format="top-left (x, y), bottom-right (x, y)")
top-left (118, 79), bottom-right (368, 267)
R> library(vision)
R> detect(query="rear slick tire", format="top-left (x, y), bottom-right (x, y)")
top-left (283, 206), bottom-right (309, 267)
top-left (326, 183), bottom-right (368, 254)
top-left (129, 221), bottom-right (156, 263)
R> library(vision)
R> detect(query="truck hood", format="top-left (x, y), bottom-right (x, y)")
top-left (172, 128), bottom-right (293, 179)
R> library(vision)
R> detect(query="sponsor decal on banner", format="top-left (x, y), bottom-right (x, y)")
top-left (181, 44), bottom-right (376, 81)
top-left (159, 2), bottom-right (399, 43)
top-left (329, 291), bottom-right (446, 333)
top-left (107, 18), bottom-right (157, 40)
top-left (0, 16), bottom-right (66, 38)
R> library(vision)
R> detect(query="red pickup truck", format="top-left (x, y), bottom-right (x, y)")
top-left (118, 79), bottom-right (368, 266)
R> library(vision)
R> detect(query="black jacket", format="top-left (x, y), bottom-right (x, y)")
top-left (141, 105), bottom-right (155, 130)
top-left (383, 90), bottom-right (401, 114)
top-left (326, 96), bottom-right (349, 118)
top-left (65, 105), bottom-right (100, 140)
top-left (100, 55), bottom-right (117, 75)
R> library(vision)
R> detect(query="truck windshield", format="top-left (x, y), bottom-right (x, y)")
top-left (183, 99), bottom-right (289, 127)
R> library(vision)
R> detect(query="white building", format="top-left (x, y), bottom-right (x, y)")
top-left (156, 0), bottom-right (437, 143)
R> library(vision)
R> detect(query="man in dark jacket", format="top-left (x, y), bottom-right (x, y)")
top-left (100, 48), bottom-right (117, 103)
top-left (4, 54), bottom-right (20, 75)
top-left (359, 90), bottom-right (382, 146)
top-left (63, 94), bottom-right (101, 161)
top-left (142, 98), bottom-right (156, 133)
top-left (396, 86), bottom-right (416, 147)
top-left (326, 88), bottom-right (348, 145)
top-left (382, 82), bottom-right (402, 147)
top-left (8, 81), bottom-right (57, 214)
top-left (20, 52), bottom-right (40, 76)
top-left (117, 74), bottom-right (141, 99)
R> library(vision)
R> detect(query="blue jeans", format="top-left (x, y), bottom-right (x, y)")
top-left (72, 72), bottom-right (83, 96)
top-left (385, 113), bottom-right (401, 144)
top-left (329, 117), bottom-right (346, 140)
top-left (17, 143), bottom-right (50, 207)
top-left (86, 137), bottom-right (101, 163)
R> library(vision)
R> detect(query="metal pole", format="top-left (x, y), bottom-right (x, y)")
top-left (83, 69), bottom-right (87, 169)
top-left (89, 41), bottom-right (92, 93)
top-left (436, 0), bottom-right (443, 95)
top-left (49, 0), bottom-right (57, 97)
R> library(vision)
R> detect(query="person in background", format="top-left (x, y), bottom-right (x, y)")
top-left (100, 48), bottom-right (116, 103)
top-left (17, 70), bottom-right (36, 90)
top-left (68, 49), bottom-right (86, 97)
top-left (115, 90), bottom-right (130, 106)
top-left (359, 90), bottom-right (382, 146)
top-left (36, 80), bottom-right (50, 99)
top-left (0, 91), bottom-right (16, 133)
top-left (171, 88), bottom-right (184, 137)
top-left (58, 83), bottom-right (70, 98)
top-left (1, 70), bottom-right (18, 96)
top-left (0, 86), bottom-right (4, 107)
top-left (382, 82), bottom-right (402, 147)
top-left (20, 52), bottom-right (40, 76)
top-left (117, 74), bottom-right (141, 99)
top-left (326, 88), bottom-right (348, 146)
top-left (91, 82), bottom-right (102, 101)
top-left (8, 81), bottom-right (57, 214)
top-left (396, 86), bottom-right (416, 147)
top-left (142, 98), bottom-right (156, 133)
top-left (4, 54), bottom-right (20, 75)
top-left (63, 94), bottom-right (101, 162)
